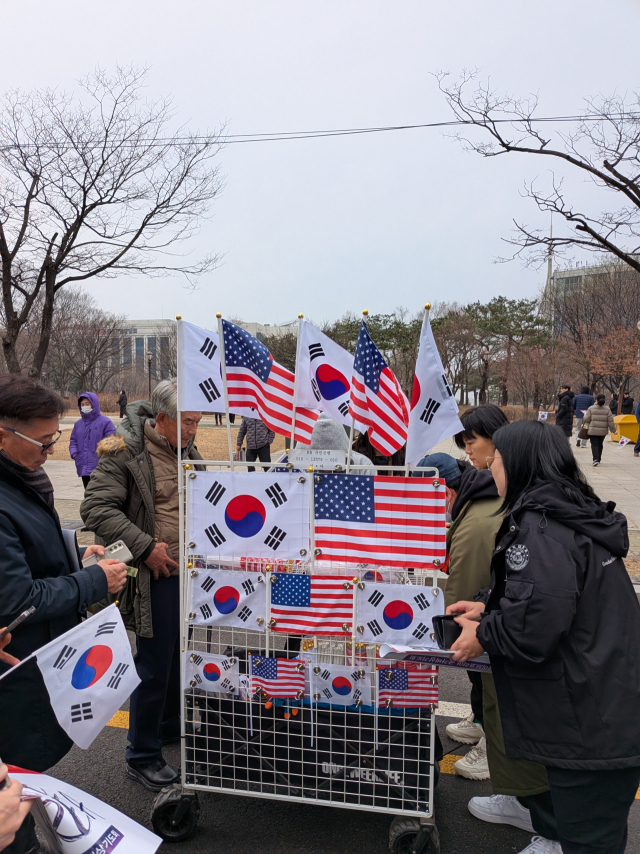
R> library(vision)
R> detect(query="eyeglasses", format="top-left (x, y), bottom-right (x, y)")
top-left (1, 427), bottom-right (62, 454)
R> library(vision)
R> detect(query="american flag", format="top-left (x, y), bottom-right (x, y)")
top-left (377, 664), bottom-right (438, 708)
top-left (269, 573), bottom-right (354, 636)
top-left (349, 320), bottom-right (409, 455)
top-left (222, 319), bottom-right (318, 443)
top-left (314, 474), bottom-right (446, 568)
top-left (249, 655), bottom-right (306, 698)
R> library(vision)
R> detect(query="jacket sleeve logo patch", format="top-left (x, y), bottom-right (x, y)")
top-left (506, 544), bottom-right (529, 571)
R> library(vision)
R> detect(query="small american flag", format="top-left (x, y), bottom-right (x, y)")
top-left (349, 320), bottom-right (409, 455)
top-left (377, 664), bottom-right (438, 708)
top-left (249, 655), bottom-right (306, 698)
top-left (222, 319), bottom-right (318, 443)
top-left (270, 573), bottom-right (354, 635)
top-left (314, 474), bottom-right (446, 568)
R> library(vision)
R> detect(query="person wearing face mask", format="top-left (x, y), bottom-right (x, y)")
top-left (69, 392), bottom-right (115, 490)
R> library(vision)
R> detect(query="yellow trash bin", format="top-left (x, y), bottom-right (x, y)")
top-left (611, 414), bottom-right (639, 443)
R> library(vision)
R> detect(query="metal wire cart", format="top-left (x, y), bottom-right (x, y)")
top-left (150, 460), bottom-right (446, 854)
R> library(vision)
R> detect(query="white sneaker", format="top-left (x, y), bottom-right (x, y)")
top-left (445, 711), bottom-right (484, 744)
top-left (518, 837), bottom-right (563, 853)
top-left (468, 794), bottom-right (534, 832)
top-left (454, 737), bottom-right (490, 780)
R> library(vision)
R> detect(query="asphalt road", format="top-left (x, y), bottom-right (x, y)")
top-left (48, 664), bottom-right (640, 854)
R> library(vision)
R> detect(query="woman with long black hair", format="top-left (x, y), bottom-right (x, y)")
top-left (447, 420), bottom-right (640, 854)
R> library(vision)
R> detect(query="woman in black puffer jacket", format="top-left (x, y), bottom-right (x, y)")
top-left (447, 420), bottom-right (640, 854)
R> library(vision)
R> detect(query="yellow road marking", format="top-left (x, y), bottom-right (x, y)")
top-left (107, 710), bottom-right (129, 729)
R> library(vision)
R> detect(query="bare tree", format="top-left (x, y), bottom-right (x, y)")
top-left (437, 71), bottom-right (640, 272)
top-left (0, 65), bottom-right (224, 377)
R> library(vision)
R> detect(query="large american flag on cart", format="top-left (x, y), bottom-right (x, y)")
top-left (314, 473), bottom-right (446, 568)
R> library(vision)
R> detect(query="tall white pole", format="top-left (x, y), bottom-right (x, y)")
top-left (175, 314), bottom-right (187, 785)
top-left (346, 309), bottom-right (368, 474)
top-left (289, 313), bottom-right (304, 450)
top-left (217, 313), bottom-right (235, 470)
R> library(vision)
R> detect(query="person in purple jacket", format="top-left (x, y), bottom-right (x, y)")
top-left (69, 391), bottom-right (116, 489)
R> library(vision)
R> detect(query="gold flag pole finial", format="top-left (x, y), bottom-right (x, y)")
top-left (362, 309), bottom-right (369, 317)
top-left (216, 312), bottom-right (222, 319)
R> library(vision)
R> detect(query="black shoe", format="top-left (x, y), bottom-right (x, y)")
top-left (161, 735), bottom-right (181, 746)
top-left (126, 758), bottom-right (179, 792)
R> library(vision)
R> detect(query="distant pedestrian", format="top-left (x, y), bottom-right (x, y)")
top-left (214, 412), bottom-right (222, 426)
top-left (118, 389), bottom-right (128, 418)
top-left (609, 394), bottom-right (618, 415)
top-left (582, 394), bottom-right (615, 466)
top-left (228, 413), bottom-right (236, 425)
top-left (554, 385), bottom-right (574, 438)
top-left (69, 392), bottom-right (116, 489)
top-left (573, 385), bottom-right (595, 448)
top-left (236, 415), bottom-right (274, 472)
top-left (621, 390), bottom-right (635, 415)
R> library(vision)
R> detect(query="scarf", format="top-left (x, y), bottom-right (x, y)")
top-left (0, 450), bottom-right (55, 509)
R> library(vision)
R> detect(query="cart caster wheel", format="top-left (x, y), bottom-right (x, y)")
top-left (151, 784), bottom-right (200, 842)
top-left (389, 817), bottom-right (440, 854)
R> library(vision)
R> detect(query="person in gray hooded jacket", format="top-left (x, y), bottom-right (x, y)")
top-left (304, 413), bottom-right (375, 473)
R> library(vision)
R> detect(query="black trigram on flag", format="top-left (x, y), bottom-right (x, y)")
top-left (193, 673), bottom-right (202, 685)
top-left (368, 589), bottom-right (384, 608)
top-left (338, 401), bottom-right (350, 417)
top-left (201, 576), bottom-right (216, 593)
top-left (309, 343), bottom-right (324, 361)
top-left (200, 337), bottom-right (218, 360)
top-left (71, 702), bottom-right (93, 723)
top-left (412, 622), bottom-right (429, 641)
top-left (191, 654), bottom-right (204, 666)
top-left (107, 663), bottom-right (129, 690)
top-left (367, 619), bottom-right (383, 637)
top-left (200, 604), bottom-right (212, 620)
top-left (205, 481), bottom-right (226, 506)
top-left (414, 592), bottom-right (430, 611)
top-left (322, 687), bottom-right (332, 700)
top-left (220, 677), bottom-right (233, 692)
top-left (238, 606), bottom-right (252, 622)
top-left (265, 482), bottom-right (287, 508)
top-left (352, 670), bottom-right (364, 681)
top-left (311, 377), bottom-right (321, 402)
top-left (199, 378), bottom-right (221, 403)
top-left (242, 578), bottom-right (255, 595)
top-left (352, 688), bottom-right (362, 702)
top-left (53, 645), bottom-right (77, 670)
top-left (95, 622), bottom-right (117, 637)
top-left (221, 658), bottom-right (232, 671)
top-left (420, 398), bottom-right (441, 425)
top-left (205, 523), bottom-right (226, 548)
top-left (264, 526), bottom-right (286, 550)
top-left (319, 669), bottom-right (331, 681)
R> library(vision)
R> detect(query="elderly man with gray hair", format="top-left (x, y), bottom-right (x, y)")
top-left (81, 380), bottom-right (202, 791)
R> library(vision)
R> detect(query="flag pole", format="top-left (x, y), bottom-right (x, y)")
top-left (217, 313), bottom-right (235, 470)
top-left (346, 308), bottom-right (368, 475)
top-left (289, 313), bottom-right (304, 450)
top-left (175, 313), bottom-right (188, 788)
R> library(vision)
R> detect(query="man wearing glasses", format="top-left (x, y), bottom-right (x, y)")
top-left (0, 374), bottom-right (127, 854)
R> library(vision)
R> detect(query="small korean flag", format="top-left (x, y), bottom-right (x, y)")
top-left (356, 582), bottom-right (444, 645)
top-left (182, 651), bottom-right (240, 695)
top-left (310, 662), bottom-right (372, 707)
top-left (537, 411), bottom-right (549, 422)
top-left (618, 436), bottom-right (631, 448)
top-left (177, 320), bottom-right (224, 412)
top-left (189, 569), bottom-right (267, 630)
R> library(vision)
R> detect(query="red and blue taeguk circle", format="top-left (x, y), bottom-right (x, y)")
top-left (224, 495), bottom-right (267, 538)
top-left (332, 676), bottom-right (353, 696)
top-left (383, 600), bottom-right (414, 630)
top-left (71, 645), bottom-right (113, 689)
top-left (213, 586), bottom-right (240, 615)
top-left (203, 663), bottom-right (221, 682)
top-left (315, 364), bottom-right (350, 401)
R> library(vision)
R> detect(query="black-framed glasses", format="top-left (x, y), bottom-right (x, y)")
top-left (2, 427), bottom-right (62, 454)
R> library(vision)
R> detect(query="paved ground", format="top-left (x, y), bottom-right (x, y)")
top-left (43, 434), bottom-right (640, 853)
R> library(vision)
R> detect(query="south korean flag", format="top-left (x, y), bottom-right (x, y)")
top-left (189, 569), bottom-right (267, 630)
top-left (356, 582), bottom-right (444, 645)
top-left (310, 662), bottom-right (372, 707)
top-left (296, 320), bottom-right (354, 426)
top-left (182, 650), bottom-right (240, 695)
top-left (188, 471), bottom-right (310, 561)
top-left (177, 319), bottom-right (225, 412)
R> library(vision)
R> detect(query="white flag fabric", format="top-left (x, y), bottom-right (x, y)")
top-left (11, 771), bottom-right (160, 854)
top-left (310, 662), bottom-right (372, 707)
top-left (189, 568), bottom-right (267, 630)
top-left (406, 313), bottom-right (463, 465)
top-left (296, 320), bottom-right (353, 426)
top-left (177, 320), bottom-right (225, 412)
top-left (356, 582), bottom-right (444, 645)
top-left (187, 471), bottom-right (310, 561)
top-left (537, 411), bottom-right (549, 422)
top-left (33, 605), bottom-right (140, 750)
top-left (182, 650), bottom-right (240, 694)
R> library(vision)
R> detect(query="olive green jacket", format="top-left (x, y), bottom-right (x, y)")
top-left (80, 400), bottom-right (202, 638)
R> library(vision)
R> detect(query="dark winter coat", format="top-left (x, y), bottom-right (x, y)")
top-left (554, 390), bottom-right (575, 435)
top-left (476, 484), bottom-right (640, 770)
top-left (237, 416), bottom-right (275, 450)
top-left (0, 465), bottom-right (108, 771)
top-left (80, 400), bottom-right (202, 637)
top-left (572, 392), bottom-right (595, 419)
top-left (621, 395), bottom-right (635, 415)
top-left (69, 392), bottom-right (116, 477)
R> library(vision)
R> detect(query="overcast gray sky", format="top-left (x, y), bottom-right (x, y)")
top-left (2, 0), bottom-right (639, 328)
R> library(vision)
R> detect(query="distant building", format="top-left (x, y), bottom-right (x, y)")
top-left (116, 319), bottom-right (174, 381)
top-left (236, 320), bottom-right (298, 341)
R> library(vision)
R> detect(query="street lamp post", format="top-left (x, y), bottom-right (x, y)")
top-left (147, 351), bottom-right (152, 399)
